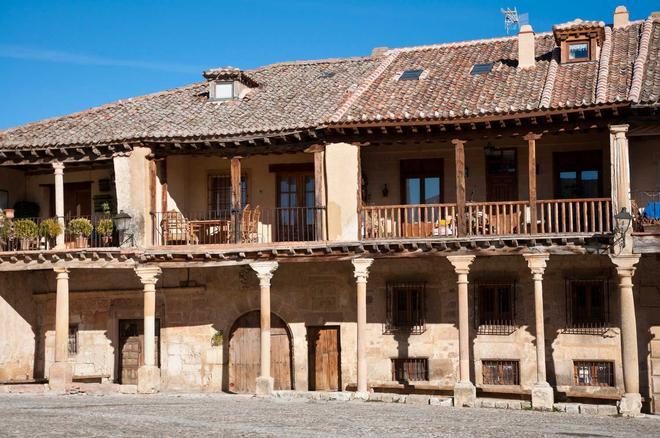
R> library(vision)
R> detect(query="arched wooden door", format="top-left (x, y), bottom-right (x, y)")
top-left (228, 310), bottom-right (293, 393)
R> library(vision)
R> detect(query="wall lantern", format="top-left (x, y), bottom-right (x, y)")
top-left (613, 207), bottom-right (633, 249)
top-left (113, 210), bottom-right (133, 247)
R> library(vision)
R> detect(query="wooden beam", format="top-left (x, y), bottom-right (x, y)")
top-left (313, 147), bottom-right (326, 240)
top-left (452, 138), bottom-right (467, 237)
top-left (523, 132), bottom-right (542, 234)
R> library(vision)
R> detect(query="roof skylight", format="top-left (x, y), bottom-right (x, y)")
top-left (471, 63), bottom-right (493, 75)
top-left (399, 69), bottom-right (423, 81)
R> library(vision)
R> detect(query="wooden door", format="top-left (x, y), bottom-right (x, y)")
top-left (486, 148), bottom-right (518, 201)
top-left (228, 311), bottom-right (293, 393)
top-left (307, 326), bottom-right (341, 391)
top-left (118, 319), bottom-right (160, 385)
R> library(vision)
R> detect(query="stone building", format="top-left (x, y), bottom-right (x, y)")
top-left (1, 5), bottom-right (659, 417)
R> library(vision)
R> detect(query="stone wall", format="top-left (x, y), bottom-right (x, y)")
top-left (0, 253), bottom-right (653, 397)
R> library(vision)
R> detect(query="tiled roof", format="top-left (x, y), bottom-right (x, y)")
top-left (1, 15), bottom-right (658, 151)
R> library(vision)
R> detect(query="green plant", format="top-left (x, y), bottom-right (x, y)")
top-left (211, 330), bottom-right (223, 347)
top-left (67, 218), bottom-right (93, 237)
top-left (13, 219), bottom-right (38, 239)
top-left (39, 218), bottom-right (63, 239)
top-left (97, 218), bottom-right (114, 237)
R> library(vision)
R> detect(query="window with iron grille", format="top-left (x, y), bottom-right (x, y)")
top-left (573, 361), bottom-right (614, 386)
top-left (391, 358), bottom-right (428, 382)
top-left (68, 324), bottom-right (78, 356)
top-left (474, 282), bottom-right (517, 335)
top-left (385, 282), bottom-right (426, 334)
top-left (482, 360), bottom-right (520, 385)
top-left (566, 280), bottom-right (609, 334)
top-left (207, 174), bottom-right (248, 215)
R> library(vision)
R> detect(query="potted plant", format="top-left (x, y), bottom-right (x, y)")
top-left (13, 219), bottom-right (38, 250)
top-left (67, 218), bottom-right (93, 249)
top-left (39, 218), bottom-right (63, 250)
top-left (96, 202), bottom-right (114, 246)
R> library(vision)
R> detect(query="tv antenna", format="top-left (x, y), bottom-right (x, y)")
top-left (501, 7), bottom-right (529, 34)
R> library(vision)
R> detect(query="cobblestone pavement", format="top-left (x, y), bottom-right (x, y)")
top-left (0, 393), bottom-right (658, 438)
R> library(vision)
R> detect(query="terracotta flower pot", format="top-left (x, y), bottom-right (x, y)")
top-left (74, 236), bottom-right (89, 249)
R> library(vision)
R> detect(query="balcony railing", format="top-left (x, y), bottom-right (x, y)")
top-left (151, 206), bottom-right (326, 246)
top-left (360, 198), bottom-right (612, 240)
top-left (0, 215), bottom-right (118, 252)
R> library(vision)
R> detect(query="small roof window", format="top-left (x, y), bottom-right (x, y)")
top-left (320, 70), bottom-right (335, 78)
top-left (399, 69), bottom-right (423, 81)
top-left (568, 42), bottom-right (589, 61)
top-left (471, 63), bottom-right (493, 75)
top-left (212, 81), bottom-right (234, 100)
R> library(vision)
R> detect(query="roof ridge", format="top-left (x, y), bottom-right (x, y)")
top-left (249, 55), bottom-right (373, 72)
top-left (539, 48), bottom-right (560, 108)
top-left (629, 17), bottom-right (654, 103)
top-left (595, 26), bottom-right (613, 103)
top-left (1, 82), bottom-right (204, 135)
top-left (328, 51), bottom-right (400, 123)
top-left (385, 31), bottom-right (555, 54)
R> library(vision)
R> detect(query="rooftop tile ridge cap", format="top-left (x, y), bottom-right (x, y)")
top-left (629, 16), bottom-right (654, 103)
top-left (1, 82), bottom-right (205, 135)
top-left (328, 50), bottom-right (401, 123)
top-left (595, 26), bottom-right (613, 104)
top-left (539, 48), bottom-right (560, 109)
top-left (386, 31), bottom-right (554, 53)
top-left (248, 55), bottom-right (374, 72)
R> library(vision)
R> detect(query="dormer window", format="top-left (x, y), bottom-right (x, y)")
top-left (213, 81), bottom-right (235, 100)
top-left (552, 19), bottom-right (604, 64)
top-left (567, 42), bottom-right (589, 61)
top-left (203, 66), bottom-right (259, 102)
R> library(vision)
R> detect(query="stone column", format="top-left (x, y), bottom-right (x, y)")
top-left (609, 125), bottom-right (633, 252)
top-left (250, 261), bottom-right (279, 395)
top-left (352, 258), bottom-right (373, 394)
top-left (447, 255), bottom-right (475, 407)
top-left (610, 254), bottom-right (642, 416)
top-left (524, 253), bottom-right (554, 410)
top-left (52, 162), bottom-right (65, 249)
top-left (135, 266), bottom-right (162, 394)
top-left (49, 267), bottom-right (73, 391)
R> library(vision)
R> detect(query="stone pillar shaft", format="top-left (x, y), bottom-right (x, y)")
top-left (250, 261), bottom-right (278, 395)
top-left (134, 266), bottom-right (162, 394)
top-left (143, 282), bottom-right (157, 367)
top-left (352, 258), bottom-right (373, 393)
top-left (54, 267), bottom-right (70, 363)
top-left (532, 271), bottom-right (547, 382)
top-left (52, 162), bottom-right (65, 248)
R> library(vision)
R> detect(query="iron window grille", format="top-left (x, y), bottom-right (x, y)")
top-left (391, 358), bottom-right (429, 383)
top-left (68, 324), bottom-right (78, 356)
top-left (385, 281), bottom-right (426, 334)
top-left (573, 361), bottom-right (614, 386)
top-left (473, 282), bottom-right (517, 335)
top-left (482, 360), bottom-right (520, 385)
top-left (565, 279), bottom-right (610, 335)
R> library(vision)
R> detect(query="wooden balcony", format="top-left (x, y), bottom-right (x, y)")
top-left (360, 198), bottom-right (612, 240)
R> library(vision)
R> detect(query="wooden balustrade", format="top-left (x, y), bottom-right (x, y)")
top-left (360, 198), bottom-right (612, 240)
top-left (360, 204), bottom-right (457, 239)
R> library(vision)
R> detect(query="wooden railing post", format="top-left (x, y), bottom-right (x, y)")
top-left (524, 133), bottom-right (542, 234)
top-left (230, 156), bottom-right (242, 243)
top-left (452, 139), bottom-right (467, 237)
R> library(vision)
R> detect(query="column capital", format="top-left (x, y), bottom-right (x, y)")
top-left (53, 266), bottom-right (70, 276)
top-left (352, 258), bottom-right (374, 281)
top-left (523, 253), bottom-right (550, 276)
top-left (451, 138), bottom-right (466, 147)
top-left (250, 261), bottom-right (278, 286)
top-left (134, 266), bottom-right (162, 286)
top-left (609, 124), bottom-right (629, 135)
top-left (523, 132), bottom-right (542, 141)
top-left (447, 255), bottom-right (475, 275)
top-left (609, 254), bottom-right (640, 277)
top-left (52, 161), bottom-right (65, 174)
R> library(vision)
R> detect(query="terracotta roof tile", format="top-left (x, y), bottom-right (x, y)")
top-left (639, 19), bottom-right (660, 103)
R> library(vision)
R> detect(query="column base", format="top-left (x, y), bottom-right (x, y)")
top-left (255, 376), bottom-right (274, 396)
top-left (137, 365), bottom-right (161, 394)
top-left (48, 362), bottom-right (73, 392)
top-left (453, 381), bottom-right (476, 407)
top-left (618, 392), bottom-right (642, 417)
top-left (531, 382), bottom-right (554, 411)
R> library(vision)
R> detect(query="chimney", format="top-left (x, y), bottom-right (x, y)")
top-left (371, 47), bottom-right (389, 57)
top-left (613, 6), bottom-right (629, 28)
top-left (518, 24), bottom-right (535, 69)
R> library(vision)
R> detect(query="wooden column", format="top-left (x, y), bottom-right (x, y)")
top-left (52, 162), bottom-right (65, 249)
top-left (306, 145), bottom-right (326, 241)
top-left (352, 258), bottom-right (373, 393)
top-left (250, 261), bottom-right (279, 395)
top-left (230, 157), bottom-right (242, 243)
top-left (452, 139), bottom-right (467, 237)
top-left (524, 133), bottom-right (542, 234)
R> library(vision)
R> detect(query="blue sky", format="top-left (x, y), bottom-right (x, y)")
top-left (0, 1), bottom-right (656, 130)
